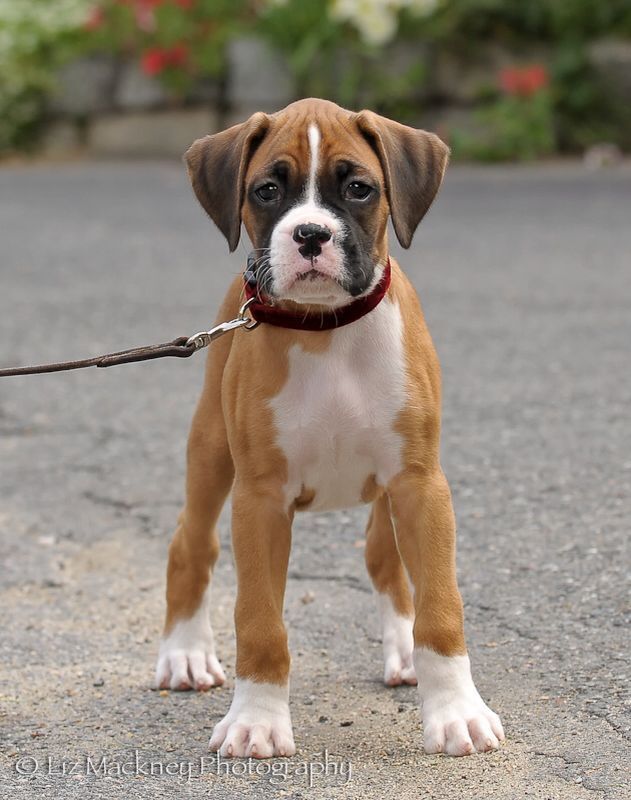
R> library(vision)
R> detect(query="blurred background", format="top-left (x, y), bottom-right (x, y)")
top-left (1, 0), bottom-right (630, 161)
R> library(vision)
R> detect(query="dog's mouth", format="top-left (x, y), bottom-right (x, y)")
top-left (296, 269), bottom-right (332, 283)
top-left (284, 268), bottom-right (349, 304)
top-left (291, 263), bottom-right (345, 287)
top-left (246, 250), bottom-right (353, 307)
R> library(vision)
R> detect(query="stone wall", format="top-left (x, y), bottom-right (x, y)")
top-left (41, 36), bottom-right (631, 158)
top-left (43, 37), bottom-right (294, 158)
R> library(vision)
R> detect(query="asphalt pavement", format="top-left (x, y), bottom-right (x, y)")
top-left (0, 159), bottom-right (629, 799)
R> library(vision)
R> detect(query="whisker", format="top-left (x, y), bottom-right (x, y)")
top-left (249, 256), bottom-right (272, 269)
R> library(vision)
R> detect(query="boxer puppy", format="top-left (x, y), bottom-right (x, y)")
top-left (155, 98), bottom-right (504, 758)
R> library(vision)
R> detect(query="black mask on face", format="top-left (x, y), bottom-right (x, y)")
top-left (243, 251), bottom-right (259, 289)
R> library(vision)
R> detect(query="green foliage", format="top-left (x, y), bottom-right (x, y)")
top-left (0, 0), bottom-right (90, 151)
top-left (452, 90), bottom-right (555, 161)
top-left (83, 0), bottom-right (252, 90)
top-left (257, 0), bottom-right (430, 115)
top-left (257, 0), bottom-right (631, 156)
top-left (0, 0), bottom-right (629, 158)
top-left (258, 0), bottom-right (344, 88)
top-left (428, 0), bottom-right (631, 44)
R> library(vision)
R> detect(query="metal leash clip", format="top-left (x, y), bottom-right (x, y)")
top-left (186, 297), bottom-right (259, 351)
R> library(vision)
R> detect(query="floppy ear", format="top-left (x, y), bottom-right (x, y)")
top-left (184, 112), bottom-right (270, 252)
top-left (355, 110), bottom-right (450, 249)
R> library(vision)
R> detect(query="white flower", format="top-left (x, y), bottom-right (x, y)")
top-left (406, 0), bottom-right (439, 16)
top-left (330, 0), bottom-right (400, 45)
top-left (330, 0), bottom-right (361, 22)
top-left (354, 5), bottom-right (398, 45)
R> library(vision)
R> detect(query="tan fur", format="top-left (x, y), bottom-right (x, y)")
top-left (163, 286), bottom-right (238, 634)
top-left (365, 492), bottom-right (414, 618)
top-left (389, 267), bottom-right (466, 655)
top-left (360, 473), bottom-right (380, 504)
top-left (162, 99), bottom-right (466, 692)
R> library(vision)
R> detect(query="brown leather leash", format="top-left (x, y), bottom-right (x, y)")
top-left (0, 258), bottom-right (393, 377)
top-left (0, 298), bottom-right (259, 378)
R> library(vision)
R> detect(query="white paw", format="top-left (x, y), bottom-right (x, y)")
top-left (415, 648), bottom-right (505, 756)
top-left (155, 593), bottom-right (226, 691)
top-left (209, 680), bottom-right (295, 759)
top-left (378, 594), bottom-right (417, 686)
top-left (156, 645), bottom-right (225, 692)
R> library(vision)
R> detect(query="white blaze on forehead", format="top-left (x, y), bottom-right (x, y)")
top-left (306, 123), bottom-right (321, 203)
top-left (268, 120), bottom-right (348, 299)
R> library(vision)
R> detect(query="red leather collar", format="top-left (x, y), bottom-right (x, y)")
top-left (244, 259), bottom-right (391, 331)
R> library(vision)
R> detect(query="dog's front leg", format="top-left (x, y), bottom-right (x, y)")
top-left (155, 396), bottom-right (232, 692)
top-left (388, 469), bottom-right (505, 756)
top-left (209, 479), bottom-right (295, 758)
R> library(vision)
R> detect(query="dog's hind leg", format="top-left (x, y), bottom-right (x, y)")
top-left (155, 298), bottom-right (237, 692)
top-left (365, 493), bottom-right (417, 686)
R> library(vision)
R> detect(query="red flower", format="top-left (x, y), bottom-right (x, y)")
top-left (83, 6), bottom-right (105, 31)
top-left (521, 65), bottom-right (548, 95)
top-left (499, 64), bottom-right (549, 97)
top-left (141, 48), bottom-right (169, 76)
top-left (141, 44), bottom-right (189, 76)
top-left (499, 67), bottom-right (521, 95)
top-left (134, 3), bottom-right (157, 32)
top-left (166, 43), bottom-right (189, 67)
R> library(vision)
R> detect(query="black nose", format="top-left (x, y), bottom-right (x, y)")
top-left (293, 223), bottom-right (332, 258)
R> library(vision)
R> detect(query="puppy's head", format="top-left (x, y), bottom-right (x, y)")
top-left (185, 99), bottom-right (449, 308)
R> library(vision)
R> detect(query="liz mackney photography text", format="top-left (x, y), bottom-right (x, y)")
top-left (12, 749), bottom-right (352, 787)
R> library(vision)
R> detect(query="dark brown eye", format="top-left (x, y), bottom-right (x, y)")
top-left (344, 181), bottom-right (373, 201)
top-left (255, 183), bottom-right (280, 202)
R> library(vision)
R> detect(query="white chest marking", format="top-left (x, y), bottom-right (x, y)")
top-left (270, 297), bottom-right (407, 511)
